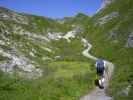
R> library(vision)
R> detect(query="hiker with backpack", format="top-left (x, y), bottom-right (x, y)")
top-left (95, 59), bottom-right (105, 88)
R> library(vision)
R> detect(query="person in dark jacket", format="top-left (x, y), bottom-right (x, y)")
top-left (95, 59), bottom-right (105, 87)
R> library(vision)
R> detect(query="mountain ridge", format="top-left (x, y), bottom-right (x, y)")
top-left (0, 0), bottom-right (133, 99)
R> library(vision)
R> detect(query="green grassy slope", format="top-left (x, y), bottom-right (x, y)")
top-left (0, 61), bottom-right (95, 100)
top-left (82, 0), bottom-right (133, 99)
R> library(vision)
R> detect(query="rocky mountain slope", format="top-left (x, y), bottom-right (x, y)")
top-left (0, 0), bottom-right (133, 99)
top-left (0, 7), bottom-right (87, 78)
top-left (0, 6), bottom-right (94, 100)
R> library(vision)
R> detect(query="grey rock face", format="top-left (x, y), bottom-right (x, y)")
top-left (101, 0), bottom-right (113, 8)
top-left (12, 25), bottom-right (50, 42)
top-left (47, 26), bottom-right (82, 42)
top-left (0, 22), bottom-right (10, 36)
top-left (47, 32), bottom-right (63, 40)
top-left (126, 33), bottom-right (133, 47)
top-left (0, 11), bottom-right (28, 24)
top-left (0, 49), bottom-right (42, 79)
top-left (96, 12), bottom-right (119, 26)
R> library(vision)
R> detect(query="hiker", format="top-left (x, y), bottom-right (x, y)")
top-left (95, 59), bottom-right (105, 87)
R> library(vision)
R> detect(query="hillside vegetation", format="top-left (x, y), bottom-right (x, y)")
top-left (0, 0), bottom-right (133, 99)
top-left (83, 0), bottom-right (133, 99)
top-left (0, 7), bottom-right (95, 100)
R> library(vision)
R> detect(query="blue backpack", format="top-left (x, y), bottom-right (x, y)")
top-left (96, 59), bottom-right (104, 73)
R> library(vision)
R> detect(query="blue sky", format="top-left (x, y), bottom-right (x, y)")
top-left (0, 0), bottom-right (102, 19)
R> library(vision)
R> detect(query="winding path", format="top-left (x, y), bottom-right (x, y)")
top-left (80, 38), bottom-right (114, 100)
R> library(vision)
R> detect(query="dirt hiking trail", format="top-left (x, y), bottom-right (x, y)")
top-left (80, 38), bottom-right (114, 100)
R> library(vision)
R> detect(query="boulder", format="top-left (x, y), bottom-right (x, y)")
top-left (126, 33), bottom-right (133, 47)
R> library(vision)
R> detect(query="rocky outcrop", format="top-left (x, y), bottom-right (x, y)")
top-left (12, 25), bottom-right (50, 42)
top-left (0, 7), bottom-right (28, 24)
top-left (0, 48), bottom-right (42, 79)
top-left (126, 33), bottom-right (133, 47)
top-left (101, 0), bottom-right (113, 8)
top-left (47, 30), bottom-right (78, 42)
top-left (63, 30), bottom-right (77, 42)
top-left (47, 26), bottom-right (82, 42)
top-left (96, 12), bottom-right (119, 26)
top-left (47, 32), bottom-right (63, 40)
